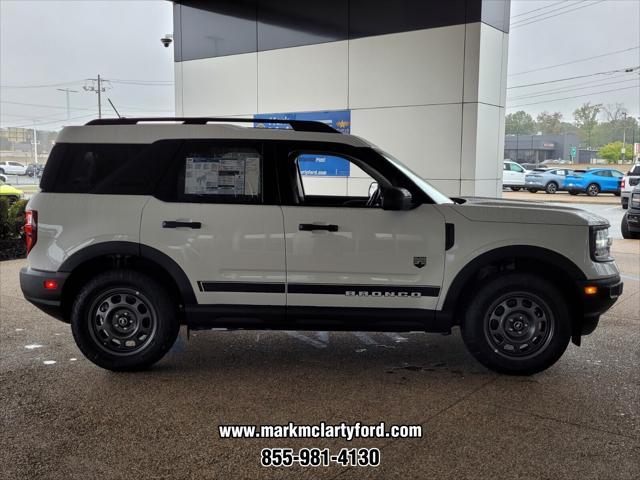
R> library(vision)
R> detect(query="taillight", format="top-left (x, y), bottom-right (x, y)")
top-left (621, 178), bottom-right (625, 188)
top-left (25, 210), bottom-right (37, 255)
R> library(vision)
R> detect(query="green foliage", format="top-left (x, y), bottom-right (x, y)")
top-left (0, 197), bottom-right (27, 240)
top-left (573, 102), bottom-right (601, 148)
top-left (536, 111), bottom-right (564, 134)
top-left (505, 111), bottom-right (535, 135)
top-left (597, 142), bottom-right (634, 163)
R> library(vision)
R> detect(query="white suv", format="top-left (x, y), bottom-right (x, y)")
top-left (502, 160), bottom-right (527, 191)
top-left (621, 164), bottom-right (640, 209)
top-left (20, 118), bottom-right (623, 375)
top-left (0, 160), bottom-right (27, 175)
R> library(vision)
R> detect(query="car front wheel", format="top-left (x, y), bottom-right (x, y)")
top-left (510, 186), bottom-right (521, 191)
top-left (545, 182), bottom-right (558, 194)
top-left (71, 269), bottom-right (180, 371)
top-left (461, 273), bottom-right (571, 375)
top-left (527, 188), bottom-right (538, 193)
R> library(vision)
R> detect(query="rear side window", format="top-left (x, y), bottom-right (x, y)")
top-left (156, 141), bottom-right (263, 204)
top-left (40, 141), bottom-right (181, 194)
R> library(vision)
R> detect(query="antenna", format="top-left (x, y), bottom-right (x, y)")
top-left (107, 98), bottom-right (122, 118)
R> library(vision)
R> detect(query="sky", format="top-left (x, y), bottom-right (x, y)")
top-left (0, 0), bottom-right (639, 131)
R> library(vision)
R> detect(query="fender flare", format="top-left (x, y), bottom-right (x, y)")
top-left (59, 241), bottom-right (196, 304)
top-left (442, 245), bottom-right (586, 313)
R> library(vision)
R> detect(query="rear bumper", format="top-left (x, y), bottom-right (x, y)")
top-left (19, 267), bottom-right (69, 321)
top-left (577, 275), bottom-right (623, 336)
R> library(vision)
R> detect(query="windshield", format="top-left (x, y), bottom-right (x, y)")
top-left (376, 149), bottom-right (453, 204)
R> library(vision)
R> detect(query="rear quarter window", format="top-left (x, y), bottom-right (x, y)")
top-left (40, 141), bottom-right (181, 194)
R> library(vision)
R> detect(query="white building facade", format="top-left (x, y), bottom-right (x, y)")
top-left (172, 0), bottom-right (510, 197)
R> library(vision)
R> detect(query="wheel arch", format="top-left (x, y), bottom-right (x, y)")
top-left (442, 245), bottom-right (585, 326)
top-left (59, 241), bottom-right (196, 321)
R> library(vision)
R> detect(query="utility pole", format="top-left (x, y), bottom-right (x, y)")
top-left (83, 75), bottom-right (109, 119)
top-left (56, 88), bottom-right (78, 120)
top-left (32, 126), bottom-right (38, 165)
top-left (621, 112), bottom-right (627, 163)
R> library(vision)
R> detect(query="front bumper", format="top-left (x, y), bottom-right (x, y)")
top-left (20, 267), bottom-right (69, 321)
top-left (525, 180), bottom-right (545, 188)
top-left (576, 275), bottom-right (623, 336)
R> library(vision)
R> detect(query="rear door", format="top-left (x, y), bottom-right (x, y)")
top-left (276, 142), bottom-right (446, 315)
top-left (141, 140), bottom-right (286, 310)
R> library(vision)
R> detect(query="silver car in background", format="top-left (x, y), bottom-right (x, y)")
top-left (525, 167), bottom-right (575, 194)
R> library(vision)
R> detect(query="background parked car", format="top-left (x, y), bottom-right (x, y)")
top-left (0, 161), bottom-right (27, 176)
top-left (525, 167), bottom-right (574, 194)
top-left (25, 164), bottom-right (44, 177)
top-left (564, 168), bottom-right (624, 197)
top-left (620, 164), bottom-right (640, 209)
top-left (0, 174), bottom-right (6, 183)
top-left (0, 179), bottom-right (24, 202)
top-left (502, 160), bottom-right (528, 191)
top-left (622, 185), bottom-right (640, 239)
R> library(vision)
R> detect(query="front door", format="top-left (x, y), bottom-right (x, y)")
top-left (276, 143), bottom-right (446, 314)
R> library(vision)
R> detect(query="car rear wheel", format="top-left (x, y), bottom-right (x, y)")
top-left (586, 183), bottom-right (600, 196)
top-left (71, 269), bottom-right (180, 371)
top-left (545, 182), bottom-right (558, 194)
top-left (527, 188), bottom-right (538, 193)
top-left (621, 214), bottom-right (639, 239)
top-left (511, 186), bottom-right (521, 192)
top-left (461, 273), bottom-right (571, 375)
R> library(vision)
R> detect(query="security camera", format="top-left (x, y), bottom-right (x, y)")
top-left (160, 34), bottom-right (173, 48)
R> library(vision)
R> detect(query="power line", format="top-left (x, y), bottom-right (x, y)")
top-left (508, 66), bottom-right (640, 89)
top-left (511, 1), bottom-right (567, 19)
top-left (2, 113), bottom-right (99, 129)
top-left (508, 76), bottom-right (639, 101)
top-left (511, 0), bottom-right (583, 25)
top-left (0, 80), bottom-right (85, 89)
top-left (508, 46), bottom-right (640, 77)
top-left (507, 84), bottom-right (640, 109)
top-left (511, 0), bottom-right (606, 29)
top-left (1, 100), bottom-right (173, 113)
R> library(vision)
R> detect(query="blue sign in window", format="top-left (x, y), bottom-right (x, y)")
top-left (254, 110), bottom-right (351, 177)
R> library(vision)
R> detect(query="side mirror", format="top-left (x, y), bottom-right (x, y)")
top-left (381, 186), bottom-right (413, 211)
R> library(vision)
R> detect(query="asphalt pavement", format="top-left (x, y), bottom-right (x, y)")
top-left (0, 217), bottom-right (639, 479)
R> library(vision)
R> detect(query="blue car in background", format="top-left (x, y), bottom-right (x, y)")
top-left (525, 167), bottom-right (575, 194)
top-left (564, 168), bottom-right (624, 197)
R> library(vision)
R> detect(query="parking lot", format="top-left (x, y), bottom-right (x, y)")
top-left (1, 203), bottom-right (638, 479)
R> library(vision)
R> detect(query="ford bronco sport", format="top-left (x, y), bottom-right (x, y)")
top-left (20, 118), bottom-right (623, 374)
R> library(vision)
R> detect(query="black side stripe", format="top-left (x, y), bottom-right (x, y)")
top-left (288, 283), bottom-right (440, 297)
top-left (198, 282), bottom-right (440, 297)
top-left (198, 281), bottom-right (285, 293)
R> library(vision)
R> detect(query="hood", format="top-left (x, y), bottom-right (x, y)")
top-left (452, 196), bottom-right (609, 227)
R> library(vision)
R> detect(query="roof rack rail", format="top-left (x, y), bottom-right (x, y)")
top-left (85, 117), bottom-right (340, 134)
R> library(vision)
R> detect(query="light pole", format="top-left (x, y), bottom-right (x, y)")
top-left (57, 88), bottom-right (78, 121)
top-left (621, 112), bottom-right (627, 163)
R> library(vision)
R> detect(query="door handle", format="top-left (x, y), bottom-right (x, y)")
top-left (162, 221), bottom-right (202, 229)
top-left (298, 223), bottom-right (339, 232)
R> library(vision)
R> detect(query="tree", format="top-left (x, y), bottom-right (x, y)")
top-left (536, 111), bottom-right (563, 134)
top-left (505, 111), bottom-right (535, 135)
top-left (573, 102), bottom-right (601, 148)
top-left (601, 103), bottom-right (628, 122)
top-left (597, 141), bottom-right (633, 163)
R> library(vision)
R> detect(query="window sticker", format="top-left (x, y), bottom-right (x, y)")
top-left (184, 152), bottom-right (260, 196)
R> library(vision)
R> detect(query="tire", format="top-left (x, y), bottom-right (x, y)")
top-left (511, 186), bottom-right (521, 192)
top-left (527, 189), bottom-right (538, 193)
top-left (586, 183), bottom-right (600, 197)
top-left (568, 190), bottom-right (579, 196)
top-left (622, 198), bottom-right (628, 209)
top-left (461, 273), bottom-right (571, 375)
top-left (545, 182), bottom-right (558, 194)
top-left (71, 269), bottom-right (180, 371)
top-left (621, 214), bottom-right (639, 239)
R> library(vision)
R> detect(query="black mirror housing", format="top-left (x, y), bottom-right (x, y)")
top-left (381, 187), bottom-right (413, 210)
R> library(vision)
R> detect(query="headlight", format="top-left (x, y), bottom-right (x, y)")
top-left (590, 226), bottom-right (612, 262)
top-left (631, 192), bottom-right (640, 209)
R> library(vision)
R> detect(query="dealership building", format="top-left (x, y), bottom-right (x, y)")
top-left (171, 0), bottom-right (511, 197)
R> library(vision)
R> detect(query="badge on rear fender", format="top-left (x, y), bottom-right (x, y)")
top-left (413, 256), bottom-right (426, 268)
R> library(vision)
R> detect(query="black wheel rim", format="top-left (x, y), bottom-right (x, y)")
top-left (88, 288), bottom-right (157, 356)
top-left (484, 292), bottom-right (555, 359)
